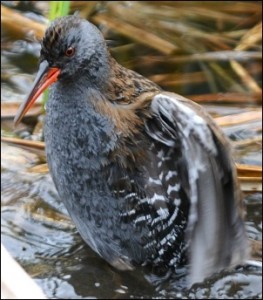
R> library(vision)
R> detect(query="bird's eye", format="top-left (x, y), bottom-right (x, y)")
top-left (65, 47), bottom-right (75, 57)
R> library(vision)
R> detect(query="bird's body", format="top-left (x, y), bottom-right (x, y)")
top-left (15, 14), bottom-right (249, 284)
top-left (45, 68), bottom-right (189, 271)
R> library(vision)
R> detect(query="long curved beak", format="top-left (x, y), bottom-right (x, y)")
top-left (14, 60), bottom-right (61, 127)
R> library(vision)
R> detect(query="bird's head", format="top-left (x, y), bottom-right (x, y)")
top-left (14, 14), bottom-right (110, 126)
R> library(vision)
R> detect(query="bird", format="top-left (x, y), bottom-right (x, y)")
top-left (14, 14), bottom-right (249, 285)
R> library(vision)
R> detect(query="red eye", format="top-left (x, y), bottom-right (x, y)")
top-left (65, 47), bottom-right (75, 57)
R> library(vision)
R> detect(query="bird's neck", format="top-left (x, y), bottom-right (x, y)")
top-left (45, 84), bottom-right (118, 176)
